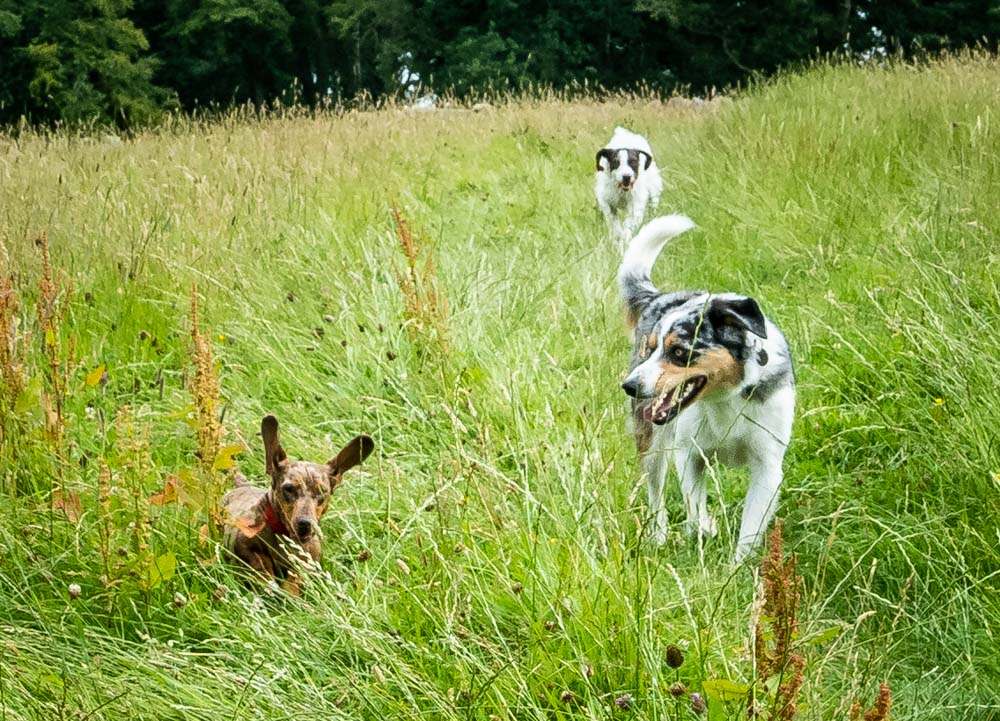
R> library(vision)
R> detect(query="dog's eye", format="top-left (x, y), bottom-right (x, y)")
top-left (282, 485), bottom-right (298, 499)
top-left (671, 347), bottom-right (688, 361)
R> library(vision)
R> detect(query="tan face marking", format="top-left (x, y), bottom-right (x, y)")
top-left (625, 308), bottom-right (639, 336)
top-left (653, 347), bottom-right (742, 398)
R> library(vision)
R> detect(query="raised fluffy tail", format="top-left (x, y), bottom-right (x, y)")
top-left (618, 214), bottom-right (696, 324)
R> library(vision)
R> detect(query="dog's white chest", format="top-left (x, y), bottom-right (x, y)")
top-left (676, 398), bottom-right (750, 465)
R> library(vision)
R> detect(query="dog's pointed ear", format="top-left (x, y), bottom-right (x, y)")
top-left (596, 148), bottom-right (615, 171)
top-left (261, 415), bottom-right (287, 477)
top-left (328, 435), bottom-right (374, 480)
top-left (639, 150), bottom-right (652, 170)
top-left (708, 296), bottom-right (768, 339)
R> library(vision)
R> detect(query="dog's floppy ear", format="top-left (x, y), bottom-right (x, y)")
top-left (596, 148), bottom-right (615, 171)
top-left (328, 435), bottom-right (374, 480)
top-left (708, 296), bottom-right (768, 339)
top-left (639, 150), bottom-right (652, 170)
top-left (261, 415), bottom-right (287, 477)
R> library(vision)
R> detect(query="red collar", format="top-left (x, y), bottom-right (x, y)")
top-left (262, 497), bottom-right (289, 536)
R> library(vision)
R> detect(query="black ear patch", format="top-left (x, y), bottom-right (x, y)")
top-left (639, 150), bottom-right (652, 170)
top-left (708, 296), bottom-right (768, 339)
top-left (596, 148), bottom-right (617, 171)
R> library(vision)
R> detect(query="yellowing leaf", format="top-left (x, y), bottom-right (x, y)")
top-left (212, 444), bottom-right (245, 471)
top-left (165, 405), bottom-right (195, 421)
top-left (149, 476), bottom-right (178, 506)
top-left (702, 679), bottom-right (750, 702)
top-left (52, 489), bottom-right (82, 522)
top-left (44, 328), bottom-right (56, 348)
top-left (85, 365), bottom-right (106, 387)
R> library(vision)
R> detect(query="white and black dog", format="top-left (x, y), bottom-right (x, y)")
top-left (619, 216), bottom-right (795, 562)
top-left (595, 127), bottom-right (664, 247)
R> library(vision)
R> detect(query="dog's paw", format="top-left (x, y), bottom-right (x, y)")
top-left (733, 544), bottom-right (752, 565)
top-left (648, 525), bottom-right (669, 547)
top-left (684, 516), bottom-right (718, 540)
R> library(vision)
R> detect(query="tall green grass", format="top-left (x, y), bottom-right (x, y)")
top-left (0, 53), bottom-right (997, 720)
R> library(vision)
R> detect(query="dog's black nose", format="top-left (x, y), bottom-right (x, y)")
top-left (621, 378), bottom-right (639, 397)
top-left (295, 519), bottom-right (314, 538)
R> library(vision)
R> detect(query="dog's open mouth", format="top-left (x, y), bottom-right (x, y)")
top-left (641, 376), bottom-right (707, 425)
top-left (619, 181), bottom-right (633, 192)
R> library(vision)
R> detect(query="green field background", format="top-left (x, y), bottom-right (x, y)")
top-left (1, 54), bottom-right (998, 720)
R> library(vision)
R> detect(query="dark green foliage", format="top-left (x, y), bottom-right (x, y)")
top-left (0, 0), bottom-right (997, 127)
top-left (144, 0), bottom-right (295, 107)
top-left (0, 0), bottom-right (170, 128)
top-left (851, 0), bottom-right (1000, 54)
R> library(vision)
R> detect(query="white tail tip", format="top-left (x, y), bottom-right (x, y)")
top-left (620, 215), bottom-right (696, 279)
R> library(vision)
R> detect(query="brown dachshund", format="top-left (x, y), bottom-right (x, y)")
top-left (222, 415), bottom-right (373, 593)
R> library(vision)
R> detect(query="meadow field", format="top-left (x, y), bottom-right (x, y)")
top-left (0, 53), bottom-right (998, 720)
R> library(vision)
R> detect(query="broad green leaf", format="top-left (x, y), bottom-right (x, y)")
top-left (702, 679), bottom-right (750, 702)
top-left (40, 673), bottom-right (63, 689)
top-left (764, 675), bottom-right (781, 695)
top-left (146, 552), bottom-right (176, 590)
top-left (803, 625), bottom-right (843, 646)
top-left (15, 375), bottom-right (43, 415)
top-left (175, 470), bottom-right (207, 512)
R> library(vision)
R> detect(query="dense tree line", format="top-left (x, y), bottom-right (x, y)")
top-left (0, 0), bottom-right (997, 128)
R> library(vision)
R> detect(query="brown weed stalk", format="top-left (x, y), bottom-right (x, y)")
top-left (391, 204), bottom-right (450, 353)
top-left (188, 285), bottom-right (226, 530)
top-left (97, 459), bottom-right (113, 585)
top-left (0, 257), bottom-right (28, 477)
top-left (849, 683), bottom-right (891, 721)
top-left (751, 522), bottom-right (805, 720)
top-left (752, 524), bottom-right (891, 721)
top-left (0, 262), bottom-right (26, 405)
top-left (189, 285), bottom-right (222, 472)
top-left (35, 232), bottom-right (75, 453)
top-left (113, 406), bottom-right (159, 601)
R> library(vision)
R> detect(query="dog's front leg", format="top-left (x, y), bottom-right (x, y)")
top-left (601, 205), bottom-right (623, 247)
top-left (735, 458), bottom-right (783, 563)
top-left (641, 442), bottom-right (671, 546)
top-left (245, 551), bottom-right (276, 582)
top-left (623, 197), bottom-right (646, 244)
top-left (282, 574), bottom-right (303, 596)
top-left (676, 448), bottom-right (716, 540)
